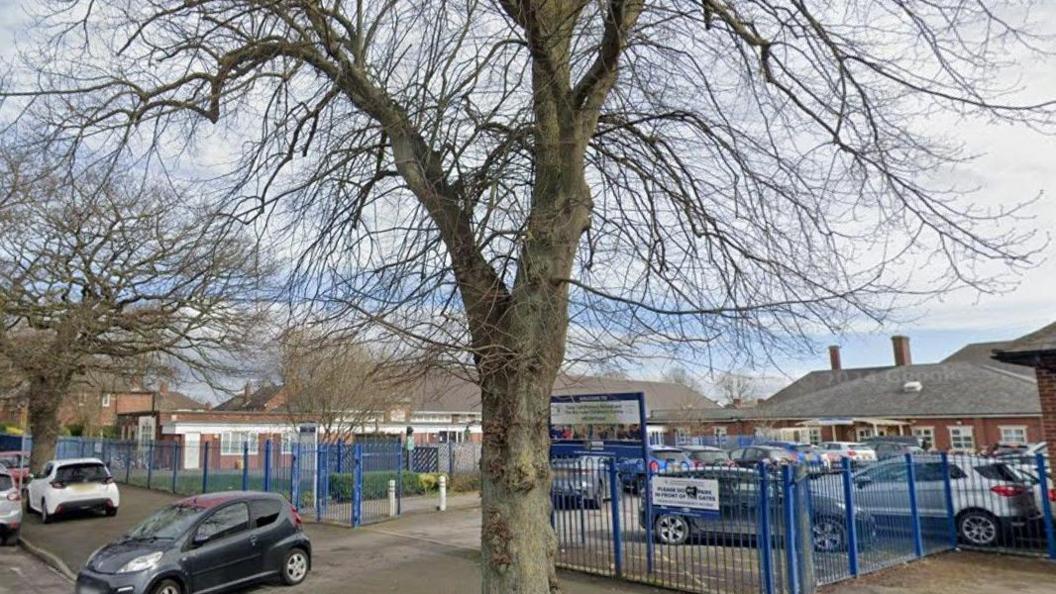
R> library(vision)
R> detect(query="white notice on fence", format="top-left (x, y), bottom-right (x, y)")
top-left (651, 476), bottom-right (720, 512)
top-left (550, 398), bottom-right (641, 425)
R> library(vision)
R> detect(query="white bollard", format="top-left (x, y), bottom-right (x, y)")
top-left (438, 474), bottom-right (447, 511)
top-left (388, 479), bottom-right (397, 517)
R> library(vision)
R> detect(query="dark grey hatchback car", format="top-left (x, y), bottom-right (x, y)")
top-left (75, 491), bottom-right (311, 594)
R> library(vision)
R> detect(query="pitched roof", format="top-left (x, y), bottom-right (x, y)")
top-left (214, 384), bottom-right (284, 411)
top-left (764, 367), bottom-right (889, 406)
top-left (759, 361), bottom-right (1038, 418)
top-left (219, 372), bottom-right (720, 414)
top-left (993, 321), bottom-right (1056, 363)
top-left (942, 340), bottom-right (1033, 377)
top-left (156, 390), bottom-right (210, 411)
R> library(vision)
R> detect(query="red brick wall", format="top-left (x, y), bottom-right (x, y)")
top-left (1037, 355), bottom-right (1056, 445)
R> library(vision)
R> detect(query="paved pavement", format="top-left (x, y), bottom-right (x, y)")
top-left (0, 545), bottom-right (69, 594)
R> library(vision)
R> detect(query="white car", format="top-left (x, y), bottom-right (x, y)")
top-left (26, 458), bottom-right (120, 523)
top-left (820, 441), bottom-right (878, 463)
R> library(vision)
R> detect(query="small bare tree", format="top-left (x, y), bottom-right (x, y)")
top-left (715, 371), bottom-right (762, 407)
top-left (0, 158), bottom-right (267, 472)
top-left (279, 329), bottom-right (397, 440)
top-left (4, 2), bottom-right (1053, 590)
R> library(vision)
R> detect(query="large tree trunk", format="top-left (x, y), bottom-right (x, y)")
top-left (479, 369), bottom-right (561, 593)
top-left (27, 375), bottom-right (67, 475)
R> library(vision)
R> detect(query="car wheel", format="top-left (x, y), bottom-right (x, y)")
top-left (150, 578), bottom-right (182, 594)
top-left (105, 507), bottom-right (118, 517)
top-left (281, 547), bottom-right (310, 585)
top-left (812, 517), bottom-right (847, 552)
top-left (958, 510), bottom-right (999, 547)
top-left (654, 514), bottom-right (690, 545)
top-left (40, 499), bottom-right (51, 524)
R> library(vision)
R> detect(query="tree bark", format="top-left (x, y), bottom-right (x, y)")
top-left (27, 376), bottom-right (67, 475)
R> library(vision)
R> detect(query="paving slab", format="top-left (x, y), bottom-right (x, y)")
top-left (0, 545), bottom-right (71, 594)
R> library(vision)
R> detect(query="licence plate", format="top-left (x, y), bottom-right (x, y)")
top-left (71, 484), bottom-right (96, 493)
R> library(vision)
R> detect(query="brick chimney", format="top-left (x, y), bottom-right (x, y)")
top-left (828, 345), bottom-right (842, 371)
top-left (242, 383), bottom-right (252, 406)
top-left (892, 335), bottom-right (912, 367)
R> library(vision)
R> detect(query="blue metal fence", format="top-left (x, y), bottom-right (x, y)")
top-left (5, 434), bottom-right (478, 530)
top-left (550, 451), bottom-right (1056, 594)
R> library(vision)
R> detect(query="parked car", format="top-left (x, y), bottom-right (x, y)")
top-left (552, 455), bottom-right (610, 509)
top-left (681, 446), bottom-right (732, 468)
top-left (642, 467), bottom-right (875, 552)
top-left (0, 467), bottom-right (21, 546)
top-left (871, 442), bottom-right (925, 460)
top-left (820, 442), bottom-right (878, 463)
top-left (0, 451), bottom-right (30, 488)
top-left (728, 445), bottom-right (797, 468)
top-left (761, 441), bottom-right (829, 467)
top-left (26, 458), bottom-right (120, 523)
top-left (825, 455), bottom-right (1040, 547)
top-left (619, 447), bottom-right (691, 492)
top-left (76, 491), bottom-right (311, 594)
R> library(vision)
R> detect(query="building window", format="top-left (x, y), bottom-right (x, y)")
top-left (949, 426), bottom-right (975, 451)
top-left (438, 430), bottom-right (465, 444)
top-left (280, 432), bottom-right (300, 455)
top-left (999, 426), bottom-right (1028, 445)
top-left (913, 426), bottom-right (935, 450)
top-left (808, 428), bottom-right (822, 445)
top-left (856, 427), bottom-right (875, 441)
top-left (713, 426), bottom-right (728, 438)
top-left (101, 394), bottom-right (111, 408)
top-left (221, 432), bottom-right (259, 456)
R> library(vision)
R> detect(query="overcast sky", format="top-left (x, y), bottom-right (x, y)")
top-left (2, 2), bottom-right (1054, 401)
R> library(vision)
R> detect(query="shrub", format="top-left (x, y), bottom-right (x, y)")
top-left (328, 471), bottom-right (423, 501)
top-left (417, 472), bottom-right (441, 492)
top-left (448, 473), bottom-right (481, 493)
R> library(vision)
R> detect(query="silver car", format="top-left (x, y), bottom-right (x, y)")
top-left (0, 467), bottom-right (22, 545)
top-left (838, 455), bottom-right (1039, 547)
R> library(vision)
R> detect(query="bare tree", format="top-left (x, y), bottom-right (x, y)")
top-left (715, 371), bottom-right (761, 407)
top-left (279, 328), bottom-right (397, 440)
top-left (0, 158), bottom-right (267, 472)
top-left (4, 1), bottom-right (1053, 590)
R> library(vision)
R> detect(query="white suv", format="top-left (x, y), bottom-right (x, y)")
top-left (26, 458), bottom-right (120, 523)
top-left (820, 441), bottom-right (878, 463)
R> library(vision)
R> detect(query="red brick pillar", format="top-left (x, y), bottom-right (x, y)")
top-left (1038, 355), bottom-right (1056, 445)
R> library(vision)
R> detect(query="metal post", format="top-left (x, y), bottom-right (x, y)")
top-left (757, 462), bottom-right (775, 594)
top-left (337, 441), bottom-right (343, 474)
top-left (316, 446), bottom-right (324, 521)
top-left (782, 464), bottom-right (800, 594)
top-left (438, 474), bottom-right (447, 511)
top-left (292, 441), bottom-right (301, 509)
top-left (608, 459), bottom-right (623, 579)
top-left (795, 464), bottom-right (816, 594)
top-left (905, 453), bottom-right (924, 558)
top-left (353, 443), bottom-right (363, 527)
top-left (397, 440), bottom-right (403, 516)
top-left (388, 479), bottom-right (397, 517)
top-left (263, 439), bottom-right (272, 492)
top-left (841, 457), bottom-right (860, 577)
top-left (448, 442), bottom-right (454, 475)
top-left (640, 394), bottom-right (654, 575)
top-left (125, 441), bottom-right (131, 484)
top-left (940, 453), bottom-right (958, 549)
top-left (242, 441), bottom-right (249, 491)
top-left (1036, 452), bottom-right (1056, 560)
top-left (202, 441), bottom-right (210, 494)
top-left (172, 442), bottom-right (180, 494)
top-left (146, 440), bottom-right (154, 489)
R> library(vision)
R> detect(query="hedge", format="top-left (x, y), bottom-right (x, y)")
top-left (328, 471), bottom-right (425, 501)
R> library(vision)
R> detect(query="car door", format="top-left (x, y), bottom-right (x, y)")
top-left (27, 463), bottom-right (52, 510)
top-left (911, 462), bottom-right (950, 519)
top-left (187, 502), bottom-right (259, 592)
top-left (855, 463), bottom-right (910, 516)
top-left (248, 498), bottom-right (288, 576)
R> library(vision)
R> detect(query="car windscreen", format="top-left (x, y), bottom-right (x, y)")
top-left (0, 455), bottom-right (27, 469)
top-left (0, 474), bottom-right (12, 490)
top-left (128, 504), bottom-right (206, 540)
top-left (688, 450), bottom-right (727, 463)
top-left (653, 450), bottom-right (687, 464)
top-left (56, 463), bottom-right (110, 483)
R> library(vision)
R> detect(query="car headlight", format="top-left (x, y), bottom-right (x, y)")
top-left (117, 551), bottom-right (163, 574)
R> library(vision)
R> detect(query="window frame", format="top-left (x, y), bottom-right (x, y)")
top-left (998, 425), bottom-right (1028, 445)
top-left (220, 431), bottom-right (260, 456)
top-left (194, 502), bottom-right (250, 545)
top-left (948, 426), bottom-right (975, 451)
top-left (713, 426), bottom-right (728, 438)
top-left (912, 426), bottom-right (935, 449)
